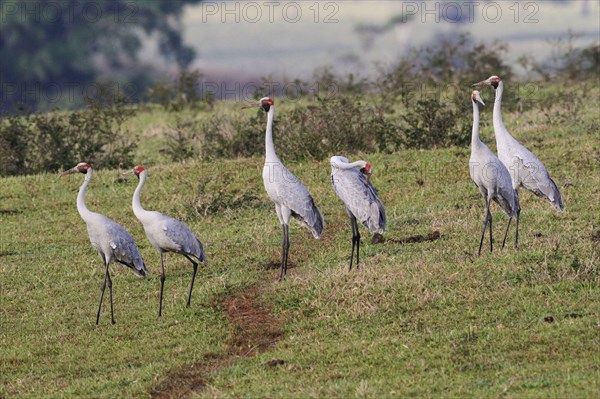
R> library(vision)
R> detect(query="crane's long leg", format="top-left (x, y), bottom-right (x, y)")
top-left (278, 224), bottom-right (285, 281)
top-left (279, 224), bottom-right (290, 282)
top-left (515, 209), bottom-right (520, 249)
top-left (183, 254), bottom-right (199, 308)
top-left (488, 203), bottom-right (493, 253)
top-left (96, 264), bottom-right (109, 325)
top-left (158, 253), bottom-right (166, 317)
top-left (355, 217), bottom-right (361, 270)
top-left (501, 217), bottom-right (513, 250)
top-left (107, 265), bottom-right (115, 325)
top-left (478, 198), bottom-right (492, 257)
top-left (348, 214), bottom-right (357, 271)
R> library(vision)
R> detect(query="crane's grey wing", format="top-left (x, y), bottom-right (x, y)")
top-left (106, 221), bottom-right (147, 277)
top-left (494, 168), bottom-right (520, 218)
top-left (277, 168), bottom-right (324, 238)
top-left (332, 169), bottom-right (386, 234)
top-left (489, 157), bottom-right (520, 218)
top-left (514, 151), bottom-right (564, 211)
top-left (366, 182), bottom-right (387, 233)
top-left (161, 217), bottom-right (206, 262)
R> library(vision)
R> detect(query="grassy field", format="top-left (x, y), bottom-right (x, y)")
top-left (1, 81), bottom-right (599, 398)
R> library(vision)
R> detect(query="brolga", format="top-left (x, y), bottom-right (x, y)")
top-left (468, 91), bottom-right (519, 256)
top-left (243, 97), bottom-right (324, 281)
top-left (473, 75), bottom-right (564, 246)
top-left (61, 163), bottom-right (147, 325)
top-left (125, 165), bottom-right (206, 317)
top-left (330, 156), bottom-right (386, 270)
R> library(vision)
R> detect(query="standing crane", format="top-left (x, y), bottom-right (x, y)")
top-left (242, 97), bottom-right (324, 281)
top-left (61, 163), bottom-right (147, 325)
top-left (473, 76), bottom-right (564, 247)
top-left (330, 156), bottom-right (386, 270)
top-left (468, 91), bottom-right (519, 256)
top-left (125, 165), bottom-right (206, 317)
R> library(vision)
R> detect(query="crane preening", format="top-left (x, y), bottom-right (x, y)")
top-left (125, 165), bottom-right (206, 317)
top-left (468, 91), bottom-right (519, 256)
top-left (330, 156), bottom-right (386, 270)
top-left (473, 76), bottom-right (564, 246)
top-left (242, 97), bottom-right (324, 281)
top-left (61, 163), bottom-right (147, 325)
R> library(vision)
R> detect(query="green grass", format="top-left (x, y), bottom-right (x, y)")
top-left (1, 82), bottom-right (599, 398)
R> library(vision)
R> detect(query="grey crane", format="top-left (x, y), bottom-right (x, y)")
top-left (468, 91), bottom-right (520, 256)
top-left (125, 165), bottom-right (206, 317)
top-left (330, 156), bottom-right (386, 270)
top-left (243, 97), bottom-right (324, 281)
top-left (61, 163), bottom-right (147, 325)
top-left (473, 76), bottom-right (564, 246)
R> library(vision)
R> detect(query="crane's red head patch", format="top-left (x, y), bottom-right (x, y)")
top-left (360, 162), bottom-right (372, 176)
top-left (78, 163), bottom-right (91, 173)
top-left (134, 165), bottom-right (145, 176)
top-left (489, 75), bottom-right (501, 89)
top-left (261, 97), bottom-right (274, 112)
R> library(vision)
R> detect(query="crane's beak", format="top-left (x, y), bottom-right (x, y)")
top-left (472, 79), bottom-right (490, 88)
top-left (241, 100), bottom-right (260, 109)
top-left (60, 167), bottom-right (78, 177)
top-left (472, 91), bottom-right (485, 106)
top-left (122, 169), bottom-right (136, 175)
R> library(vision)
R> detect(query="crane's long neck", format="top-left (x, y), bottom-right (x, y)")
top-left (264, 105), bottom-right (279, 163)
top-left (493, 81), bottom-right (509, 141)
top-left (333, 160), bottom-right (366, 170)
top-left (77, 168), bottom-right (95, 222)
top-left (132, 171), bottom-right (149, 220)
top-left (471, 100), bottom-right (482, 147)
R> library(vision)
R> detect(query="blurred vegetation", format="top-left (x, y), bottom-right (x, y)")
top-left (1, 33), bottom-right (598, 176)
top-left (0, 0), bottom-right (203, 112)
top-left (146, 69), bottom-right (213, 113)
top-left (0, 85), bottom-right (137, 175)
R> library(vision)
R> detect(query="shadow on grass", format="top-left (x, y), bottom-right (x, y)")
top-left (0, 209), bottom-right (22, 215)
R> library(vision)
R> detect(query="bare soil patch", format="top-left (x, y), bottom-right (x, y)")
top-left (265, 260), bottom-right (296, 270)
top-left (150, 286), bottom-right (284, 398)
top-left (387, 231), bottom-right (442, 245)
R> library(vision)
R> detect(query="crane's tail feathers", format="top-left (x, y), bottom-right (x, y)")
top-left (117, 259), bottom-right (148, 278)
top-left (292, 209), bottom-right (324, 239)
top-left (549, 178), bottom-right (564, 212)
top-left (195, 237), bottom-right (207, 263)
top-left (137, 262), bottom-right (148, 278)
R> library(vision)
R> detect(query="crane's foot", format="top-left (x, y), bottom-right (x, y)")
top-left (371, 233), bottom-right (385, 244)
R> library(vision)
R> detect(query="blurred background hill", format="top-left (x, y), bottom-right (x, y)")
top-left (1, 0), bottom-right (598, 112)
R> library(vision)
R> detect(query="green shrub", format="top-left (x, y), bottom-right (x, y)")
top-left (0, 86), bottom-right (137, 176)
top-left (400, 98), bottom-right (470, 150)
top-left (146, 69), bottom-right (206, 112)
top-left (200, 110), bottom-right (266, 159)
top-left (164, 117), bottom-right (199, 162)
top-left (0, 113), bottom-right (31, 175)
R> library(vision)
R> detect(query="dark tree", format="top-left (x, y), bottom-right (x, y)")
top-left (0, 0), bottom-right (202, 112)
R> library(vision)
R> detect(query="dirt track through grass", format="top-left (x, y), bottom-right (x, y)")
top-left (150, 285), bottom-right (284, 398)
